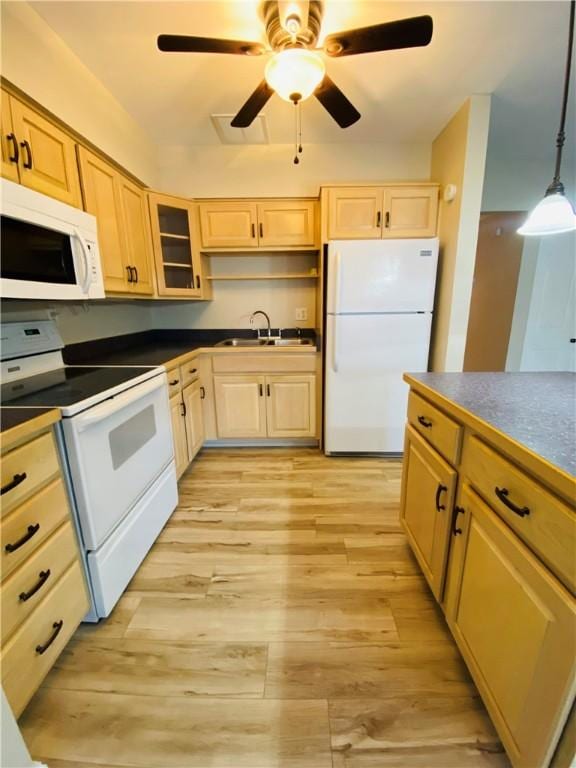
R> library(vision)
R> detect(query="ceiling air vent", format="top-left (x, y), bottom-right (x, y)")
top-left (211, 114), bottom-right (269, 145)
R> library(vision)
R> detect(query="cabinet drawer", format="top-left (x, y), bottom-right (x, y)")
top-left (407, 391), bottom-right (461, 465)
top-left (166, 366), bottom-right (182, 397)
top-left (1, 432), bottom-right (60, 517)
top-left (1, 522), bottom-right (78, 644)
top-left (1, 479), bottom-right (70, 582)
top-left (1, 560), bottom-right (88, 717)
top-left (181, 360), bottom-right (200, 388)
top-left (462, 434), bottom-right (576, 593)
top-left (212, 354), bottom-right (316, 374)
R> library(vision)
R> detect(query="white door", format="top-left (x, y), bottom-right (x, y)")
top-left (520, 234), bottom-right (576, 372)
top-left (325, 313), bottom-right (432, 453)
top-left (327, 239), bottom-right (438, 314)
top-left (63, 374), bottom-right (174, 550)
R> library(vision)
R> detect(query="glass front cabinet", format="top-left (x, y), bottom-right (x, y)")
top-left (148, 192), bottom-right (207, 298)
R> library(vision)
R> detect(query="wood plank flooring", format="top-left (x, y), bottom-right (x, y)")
top-left (19, 448), bottom-right (510, 768)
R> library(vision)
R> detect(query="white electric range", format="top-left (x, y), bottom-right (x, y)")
top-left (1, 320), bottom-right (178, 620)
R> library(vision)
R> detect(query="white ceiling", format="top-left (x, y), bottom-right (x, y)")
top-left (26, 0), bottom-right (576, 153)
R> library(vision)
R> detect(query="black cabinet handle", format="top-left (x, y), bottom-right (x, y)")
top-left (452, 506), bottom-right (464, 536)
top-left (5, 523), bottom-right (39, 553)
top-left (376, 210), bottom-right (381, 228)
top-left (385, 211), bottom-right (390, 228)
top-left (417, 416), bottom-right (432, 428)
top-left (7, 133), bottom-right (19, 163)
top-left (20, 139), bottom-right (33, 169)
top-left (200, 386), bottom-right (206, 399)
top-left (189, 368), bottom-right (198, 374)
top-left (1, 472), bottom-right (27, 496)
top-left (181, 401), bottom-right (187, 417)
top-left (19, 570), bottom-right (51, 602)
top-left (435, 484), bottom-right (447, 512)
top-left (494, 487), bottom-right (530, 517)
top-left (169, 379), bottom-right (179, 386)
top-left (196, 275), bottom-right (201, 290)
top-left (570, 338), bottom-right (576, 343)
top-left (133, 266), bottom-right (139, 284)
top-left (259, 222), bottom-right (264, 238)
top-left (126, 266), bottom-right (133, 283)
top-left (259, 383), bottom-right (263, 397)
top-left (251, 223), bottom-right (256, 238)
top-left (36, 620), bottom-right (63, 655)
top-left (266, 383), bottom-right (271, 397)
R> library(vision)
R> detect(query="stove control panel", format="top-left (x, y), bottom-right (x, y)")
top-left (1, 320), bottom-right (63, 362)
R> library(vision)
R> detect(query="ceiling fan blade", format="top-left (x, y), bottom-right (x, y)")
top-left (314, 75), bottom-right (360, 128)
top-left (158, 34), bottom-right (265, 56)
top-left (323, 15), bottom-right (433, 57)
top-left (231, 81), bottom-right (275, 128)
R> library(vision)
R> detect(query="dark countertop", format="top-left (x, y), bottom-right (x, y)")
top-left (1, 407), bottom-right (60, 435)
top-left (406, 372), bottom-right (576, 478)
top-left (63, 328), bottom-right (317, 367)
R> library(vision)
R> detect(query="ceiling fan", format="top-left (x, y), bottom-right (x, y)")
top-left (157, 1), bottom-right (433, 130)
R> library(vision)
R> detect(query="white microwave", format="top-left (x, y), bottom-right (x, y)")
top-left (0, 178), bottom-right (104, 300)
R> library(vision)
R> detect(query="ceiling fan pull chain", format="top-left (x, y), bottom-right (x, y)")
top-left (293, 101), bottom-right (300, 165)
top-left (298, 101), bottom-right (303, 155)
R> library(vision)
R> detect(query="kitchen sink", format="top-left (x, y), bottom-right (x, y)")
top-left (215, 337), bottom-right (314, 348)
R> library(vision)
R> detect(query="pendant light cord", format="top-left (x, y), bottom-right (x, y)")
top-left (549, 0), bottom-right (575, 194)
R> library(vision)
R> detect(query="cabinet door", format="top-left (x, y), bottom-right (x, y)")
top-left (148, 193), bottom-right (202, 298)
top-left (1, 90), bottom-right (19, 182)
top-left (327, 187), bottom-right (383, 239)
top-left (400, 425), bottom-right (457, 600)
top-left (213, 375), bottom-right (267, 438)
top-left (183, 380), bottom-right (205, 462)
top-left (199, 201), bottom-right (258, 249)
top-left (77, 147), bottom-right (129, 293)
top-left (446, 484), bottom-right (576, 768)
top-left (118, 176), bottom-right (154, 295)
top-left (256, 201), bottom-right (317, 248)
top-left (265, 375), bottom-right (316, 438)
top-left (169, 396), bottom-right (189, 480)
top-left (383, 186), bottom-right (438, 238)
top-left (10, 98), bottom-right (81, 207)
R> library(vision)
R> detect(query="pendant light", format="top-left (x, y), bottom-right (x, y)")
top-left (518, 0), bottom-right (576, 236)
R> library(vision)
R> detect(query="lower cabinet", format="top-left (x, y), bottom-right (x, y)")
top-left (213, 374), bottom-right (316, 439)
top-left (400, 425), bottom-right (457, 600)
top-left (169, 393), bottom-right (189, 479)
top-left (168, 367), bottom-right (206, 479)
top-left (183, 379), bottom-right (205, 461)
top-left (445, 483), bottom-right (576, 768)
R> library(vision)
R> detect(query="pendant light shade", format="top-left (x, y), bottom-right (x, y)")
top-left (265, 49), bottom-right (326, 103)
top-left (517, 193), bottom-right (576, 236)
top-left (518, 0), bottom-right (576, 237)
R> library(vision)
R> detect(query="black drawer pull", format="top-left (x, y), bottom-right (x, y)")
top-left (19, 569), bottom-right (51, 602)
top-left (495, 487), bottom-right (530, 517)
top-left (259, 383), bottom-right (263, 397)
top-left (169, 379), bottom-right (179, 386)
top-left (200, 386), bottom-right (206, 399)
top-left (435, 484), bottom-right (447, 511)
top-left (417, 416), bottom-right (432, 428)
top-left (5, 523), bottom-right (39, 553)
top-left (7, 133), bottom-right (19, 163)
top-left (189, 368), bottom-right (198, 374)
top-left (36, 620), bottom-right (63, 655)
top-left (266, 383), bottom-right (271, 397)
top-left (452, 506), bottom-right (464, 536)
top-left (1, 472), bottom-right (27, 496)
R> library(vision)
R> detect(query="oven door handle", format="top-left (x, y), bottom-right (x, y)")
top-left (74, 374), bottom-right (166, 432)
top-left (73, 228), bottom-right (92, 293)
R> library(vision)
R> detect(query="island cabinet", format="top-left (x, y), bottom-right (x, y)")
top-left (400, 376), bottom-right (576, 768)
top-left (323, 184), bottom-right (439, 240)
top-left (0, 412), bottom-right (89, 717)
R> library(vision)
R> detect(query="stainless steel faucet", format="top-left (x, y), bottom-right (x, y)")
top-left (250, 310), bottom-right (272, 338)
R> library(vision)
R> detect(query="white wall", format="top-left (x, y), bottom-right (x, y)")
top-left (158, 142), bottom-right (431, 198)
top-left (1, 2), bottom-right (158, 185)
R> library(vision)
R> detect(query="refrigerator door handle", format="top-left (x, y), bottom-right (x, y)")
top-left (329, 249), bottom-right (343, 314)
top-left (332, 315), bottom-right (340, 372)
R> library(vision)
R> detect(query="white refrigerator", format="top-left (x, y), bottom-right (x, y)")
top-left (325, 238), bottom-right (439, 454)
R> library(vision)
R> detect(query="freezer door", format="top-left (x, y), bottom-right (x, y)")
top-left (327, 239), bottom-right (438, 314)
top-left (325, 313), bottom-right (432, 453)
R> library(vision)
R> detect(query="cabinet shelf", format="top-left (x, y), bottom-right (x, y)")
top-left (206, 273), bottom-right (318, 281)
top-left (160, 232), bottom-right (190, 241)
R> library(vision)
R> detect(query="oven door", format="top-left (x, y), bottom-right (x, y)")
top-left (62, 373), bottom-right (175, 550)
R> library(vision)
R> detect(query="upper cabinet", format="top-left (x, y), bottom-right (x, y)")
top-left (198, 199), bottom-right (319, 251)
top-left (78, 146), bottom-right (154, 296)
top-left (325, 185), bottom-right (438, 240)
top-left (1, 89), bottom-right (81, 207)
top-left (149, 192), bottom-right (207, 298)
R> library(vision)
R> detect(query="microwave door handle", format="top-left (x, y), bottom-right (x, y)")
top-left (73, 229), bottom-right (91, 292)
top-left (74, 374), bottom-right (166, 432)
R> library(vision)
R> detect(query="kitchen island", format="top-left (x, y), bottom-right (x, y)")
top-left (400, 372), bottom-right (575, 768)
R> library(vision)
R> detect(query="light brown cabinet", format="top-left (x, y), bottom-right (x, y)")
top-left (199, 199), bottom-right (318, 250)
top-left (325, 185), bottom-right (438, 239)
top-left (266, 375), bottom-right (316, 438)
top-left (169, 393), bottom-right (189, 480)
top-left (213, 375), bottom-right (268, 438)
top-left (446, 483), bottom-right (576, 768)
top-left (183, 379), bottom-right (206, 461)
top-left (167, 364), bottom-right (206, 477)
top-left (1, 90), bottom-right (81, 207)
top-left (78, 146), bottom-right (154, 295)
top-left (400, 425), bottom-right (457, 600)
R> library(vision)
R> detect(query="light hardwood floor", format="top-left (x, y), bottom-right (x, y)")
top-left (19, 448), bottom-right (510, 768)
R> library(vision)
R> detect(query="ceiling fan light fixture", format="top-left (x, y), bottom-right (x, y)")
top-left (264, 48), bottom-right (325, 102)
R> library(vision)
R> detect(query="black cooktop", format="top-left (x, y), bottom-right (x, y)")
top-left (1, 366), bottom-right (156, 408)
